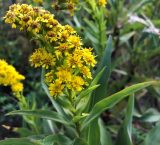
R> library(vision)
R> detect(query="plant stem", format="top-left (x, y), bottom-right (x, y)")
top-left (76, 122), bottom-right (81, 137)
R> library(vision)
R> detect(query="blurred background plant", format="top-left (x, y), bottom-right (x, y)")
top-left (0, 0), bottom-right (160, 145)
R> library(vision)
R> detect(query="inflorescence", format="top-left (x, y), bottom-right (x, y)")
top-left (0, 59), bottom-right (25, 93)
top-left (4, 4), bottom-right (96, 98)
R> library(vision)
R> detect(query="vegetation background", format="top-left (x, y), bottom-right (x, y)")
top-left (0, 0), bottom-right (160, 145)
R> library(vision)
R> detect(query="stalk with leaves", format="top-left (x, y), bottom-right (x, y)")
top-left (0, 2), bottom-right (159, 145)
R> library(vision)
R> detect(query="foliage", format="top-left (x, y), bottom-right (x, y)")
top-left (0, 0), bottom-right (160, 145)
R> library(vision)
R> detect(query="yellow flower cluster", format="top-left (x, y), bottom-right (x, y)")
top-left (4, 4), bottom-right (96, 97)
top-left (0, 59), bottom-right (25, 93)
top-left (98, 0), bottom-right (107, 7)
top-left (29, 48), bottom-right (55, 69)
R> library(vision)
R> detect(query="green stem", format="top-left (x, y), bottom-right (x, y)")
top-left (67, 90), bottom-right (82, 137)
top-left (76, 122), bottom-right (81, 137)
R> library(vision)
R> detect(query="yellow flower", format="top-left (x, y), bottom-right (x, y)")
top-left (46, 19), bottom-right (59, 28)
top-left (4, 12), bottom-right (16, 24)
top-left (82, 48), bottom-right (97, 67)
top-left (67, 2), bottom-right (75, 15)
top-left (67, 35), bottom-right (82, 48)
top-left (57, 43), bottom-right (70, 51)
top-left (55, 50), bottom-right (62, 59)
top-left (29, 48), bottom-right (55, 69)
top-left (70, 76), bottom-right (85, 92)
top-left (80, 66), bottom-right (92, 79)
top-left (45, 71), bottom-right (54, 83)
top-left (56, 67), bottom-right (72, 83)
top-left (49, 79), bottom-right (64, 96)
top-left (45, 30), bottom-right (59, 42)
top-left (20, 4), bottom-right (32, 14)
top-left (19, 15), bottom-right (31, 29)
top-left (12, 23), bottom-right (16, 28)
top-left (52, 0), bottom-right (77, 15)
top-left (98, 0), bottom-right (107, 7)
top-left (0, 59), bottom-right (25, 93)
top-left (11, 83), bottom-right (24, 92)
top-left (27, 20), bottom-right (41, 33)
top-left (64, 25), bottom-right (76, 34)
top-left (66, 54), bottom-right (83, 68)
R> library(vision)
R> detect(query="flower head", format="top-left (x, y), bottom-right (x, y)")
top-left (49, 79), bottom-right (64, 97)
top-left (70, 76), bottom-right (85, 91)
top-left (98, 0), bottom-right (107, 7)
top-left (0, 59), bottom-right (25, 93)
top-left (29, 48), bottom-right (55, 69)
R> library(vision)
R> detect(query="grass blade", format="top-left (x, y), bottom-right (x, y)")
top-left (7, 110), bottom-right (73, 126)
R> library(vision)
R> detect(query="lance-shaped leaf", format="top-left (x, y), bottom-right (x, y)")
top-left (88, 119), bottom-right (100, 145)
top-left (81, 81), bottom-right (157, 130)
top-left (98, 119), bottom-right (113, 145)
top-left (115, 94), bottom-right (134, 145)
top-left (137, 108), bottom-right (160, 123)
top-left (7, 110), bottom-right (73, 126)
top-left (42, 134), bottom-right (72, 145)
top-left (77, 67), bottom-right (106, 113)
top-left (72, 138), bottom-right (88, 145)
top-left (0, 138), bottom-right (38, 145)
top-left (76, 85), bottom-right (100, 105)
top-left (89, 36), bottom-right (113, 110)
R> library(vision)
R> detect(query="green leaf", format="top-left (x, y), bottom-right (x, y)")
top-left (0, 138), bottom-right (38, 145)
top-left (72, 138), bottom-right (88, 145)
top-left (115, 94), bottom-right (134, 145)
top-left (98, 119), bottom-right (113, 145)
top-left (138, 108), bottom-right (160, 123)
top-left (130, 0), bottom-right (151, 13)
top-left (120, 32), bottom-right (136, 43)
top-left (72, 115), bottom-right (88, 123)
top-left (14, 128), bottom-right (35, 137)
top-left (57, 96), bottom-right (76, 113)
top-left (90, 67), bottom-right (106, 87)
top-left (84, 18), bottom-right (99, 34)
top-left (76, 68), bottom-right (106, 113)
top-left (144, 124), bottom-right (160, 145)
top-left (7, 110), bottom-right (73, 126)
top-left (77, 85), bottom-right (100, 101)
top-left (88, 119), bottom-right (100, 145)
top-left (81, 81), bottom-right (157, 130)
top-left (89, 36), bottom-right (113, 110)
top-left (42, 134), bottom-right (72, 145)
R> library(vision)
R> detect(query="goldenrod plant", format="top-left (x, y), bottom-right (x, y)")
top-left (0, 59), bottom-right (43, 134)
top-left (0, 2), bottom-right (160, 145)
